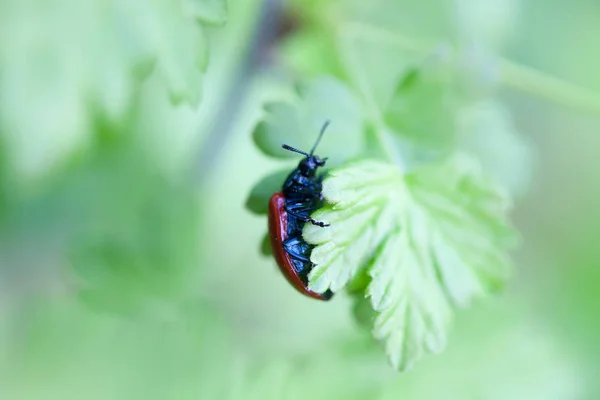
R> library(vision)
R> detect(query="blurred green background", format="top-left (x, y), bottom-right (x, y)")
top-left (0, 0), bottom-right (599, 399)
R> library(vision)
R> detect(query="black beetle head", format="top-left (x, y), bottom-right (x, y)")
top-left (298, 155), bottom-right (327, 176)
top-left (281, 120), bottom-right (330, 175)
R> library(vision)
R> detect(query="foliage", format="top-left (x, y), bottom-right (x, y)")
top-left (0, 0), bottom-right (226, 181)
top-left (304, 158), bottom-right (516, 370)
top-left (249, 0), bottom-right (524, 370)
top-left (1, 0), bottom-right (599, 397)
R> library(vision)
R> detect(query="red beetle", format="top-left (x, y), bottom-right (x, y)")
top-left (268, 122), bottom-right (333, 301)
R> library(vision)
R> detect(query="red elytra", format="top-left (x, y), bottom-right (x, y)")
top-left (268, 192), bottom-right (329, 301)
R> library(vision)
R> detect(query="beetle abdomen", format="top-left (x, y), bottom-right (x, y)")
top-left (268, 192), bottom-right (331, 301)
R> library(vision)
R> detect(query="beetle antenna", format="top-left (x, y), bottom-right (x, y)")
top-left (310, 120), bottom-right (330, 156)
top-left (282, 144), bottom-right (310, 157)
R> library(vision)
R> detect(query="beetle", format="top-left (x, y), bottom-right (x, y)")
top-left (268, 121), bottom-right (334, 301)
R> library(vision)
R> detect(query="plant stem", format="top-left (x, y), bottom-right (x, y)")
top-left (193, 0), bottom-right (285, 185)
top-left (500, 60), bottom-right (600, 115)
top-left (346, 20), bottom-right (600, 117)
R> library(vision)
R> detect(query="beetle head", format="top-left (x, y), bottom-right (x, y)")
top-left (298, 155), bottom-right (327, 176)
top-left (281, 120), bottom-right (330, 176)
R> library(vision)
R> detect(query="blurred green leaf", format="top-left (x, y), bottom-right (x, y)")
top-left (458, 99), bottom-right (533, 196)
top-left (70, 179), bottom-right (201, 314)
top-left (304, 156), bottom-right (516, 370)
top-left (453, 0), bottom-right (519, 49)
top-left (0, 0), bottom-right (226, 181)
top-left (279, 25), bottom-right (347, 79)
top-left (260, 232), bottom-right (272, 256)
top-left (245, 168), bottom-right (291, 215)
top-left (352, 296), bottom-right (376, 330)
top-left (184, 0), bottom-right (228, 25)
top-left (20, 116), bottom-right (202, 315)
top-left (252, 77), bottom-right (365, 165)
top-left (384, 66), bottom-right (459, 156)
top-left (338, 35), bottom-right (416, 112)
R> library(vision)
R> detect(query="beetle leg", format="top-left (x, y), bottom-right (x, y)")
top-left (293, 213), bottom-right (329, 228)
top-left (284, 206), bottom-right (330, 227)
top-left (309, 218), bottom-right (329, 227)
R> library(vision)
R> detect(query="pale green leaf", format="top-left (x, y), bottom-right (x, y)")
top-left (252, 76), bottom-right (365, 166)
top-left (245, 168), bottom-right (291, 215)
top-left (278, 26), bottom-right (346, 79)
top-left (0, 0), bottom-right (225, 180)
top-left (458, 99), bottom-right (533, 196)
top-left (453, 0), bottom-right (519, 48)
top-left (304, 156), bottom-right (516, 370)
top-left (384, 66), bottom-right (460, 157)
top-left (183, 0), bottom-right (228, 25)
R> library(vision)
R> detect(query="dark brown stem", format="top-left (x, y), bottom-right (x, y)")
top-left (194, 0), bottom-right (286, 185)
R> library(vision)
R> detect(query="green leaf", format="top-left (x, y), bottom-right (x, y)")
top-left (383, 55), bottom-right (507, 169)
top-left (352, 295), bottom-right (376, 330)
top-left (384, 66), bottom-right (460, 157)
top-left (62, 128), bottom-right (203, 315)
top-left (260, 232), bottom-right (272, 256)
top-left (132, 0), bottom-right (217, 104)
top-left (337, 34), bottom-right (414, 111)
top-left (304, 156), bottom-right (516, 370)
top-left (0, 0), bottom-right (226, 181)
top-left (453, 0), bottom-right (518, 49)
top-left (252, 77), bottom-right (365, 165)
top-left (245, 168), bottom-right (291, 215)
top-left (183, 0), bottom-right (228, 25)
top-left (279, 26), bottom-right (347, 80)
top-left (458, 99), bottom-right (533, 197)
